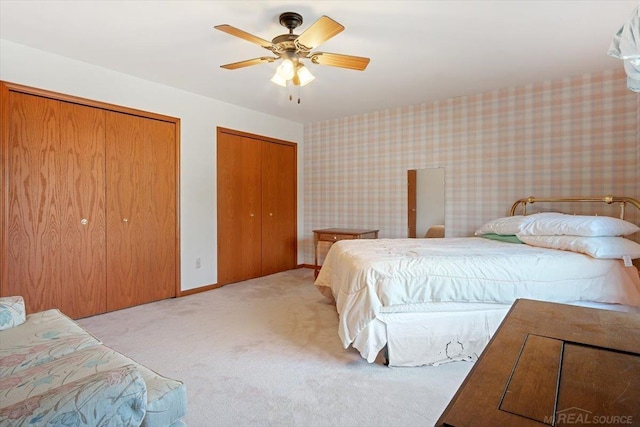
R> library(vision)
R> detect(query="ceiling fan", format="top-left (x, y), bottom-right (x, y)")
top-left (214, 12), bottom-right (370, 88)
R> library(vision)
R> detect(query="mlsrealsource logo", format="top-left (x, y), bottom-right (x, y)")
top-left (545, 408), bottom-right (634, 425)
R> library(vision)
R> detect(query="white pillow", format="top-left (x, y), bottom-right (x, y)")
top-left (517, 213), bottom-right (639, 237)
top-left (474, 213), bottom-right (561, 236)
top-left (519, 235), bottom-right (640, 259)
top-left (475, 215), bottom-right (532, 236)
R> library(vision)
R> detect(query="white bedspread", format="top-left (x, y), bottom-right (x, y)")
top-left (315, 237), bottom-right (640, 354)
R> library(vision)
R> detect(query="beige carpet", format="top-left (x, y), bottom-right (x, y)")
top-left (78, 268), bottom-right (472, 427)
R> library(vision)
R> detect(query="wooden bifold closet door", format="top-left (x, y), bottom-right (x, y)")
top-left (1, 82), bottom-right (180, 319)
top-left (3, 92), bottom-right (107, 318)
top-left (105, 112), bottom-right (177, 312)
top-left (261, 139), bottom-right (297, 276)
top-left (217, 128), bottom-right (297, 286)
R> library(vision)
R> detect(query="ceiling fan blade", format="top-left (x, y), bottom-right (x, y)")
top-left (309, 52), bottom-right (370, 71)
top-left (294, 16), bottom-right (344, 51)
top-left (220, 57), bottom-right (277, 70)
top-left (215, 24), bottom-right (278, 52)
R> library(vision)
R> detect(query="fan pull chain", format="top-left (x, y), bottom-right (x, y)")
top-left (287, 87), bottom-right (301, 104)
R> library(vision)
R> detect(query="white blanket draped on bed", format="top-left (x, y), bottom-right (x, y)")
top-left (315, 237), bottom-right (640, 360)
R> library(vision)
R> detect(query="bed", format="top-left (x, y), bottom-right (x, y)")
top-left (314, 196), bottom-right (640, 367)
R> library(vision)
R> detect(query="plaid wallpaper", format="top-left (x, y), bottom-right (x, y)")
top-left (302, 69), bottom-right (639, 263)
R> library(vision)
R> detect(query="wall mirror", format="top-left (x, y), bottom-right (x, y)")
top-left (407, 168), bottom-right (445, 238)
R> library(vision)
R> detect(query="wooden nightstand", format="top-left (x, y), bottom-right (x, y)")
top-left (313, 228), bottom-right (379, 277)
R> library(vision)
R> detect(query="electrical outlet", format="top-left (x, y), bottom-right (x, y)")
top-left (195, 257), bottom-right (201, 269)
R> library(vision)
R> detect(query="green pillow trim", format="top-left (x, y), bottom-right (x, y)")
top-left (481, 233), bottom-right (523, 244)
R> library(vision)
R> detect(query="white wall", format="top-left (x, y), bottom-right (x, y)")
top-left (0, 39), bottom-right (305, 292)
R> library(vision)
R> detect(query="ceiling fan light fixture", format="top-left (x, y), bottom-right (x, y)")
top-left (270, 70), bottom-right (288, 87)
top-left (296, 64), bottom-right (315, 86)
top-left (277, 59), bottom-right (295, 80)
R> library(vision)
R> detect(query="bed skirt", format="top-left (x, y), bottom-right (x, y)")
top-left (353, 301), bottom-right (640, 367)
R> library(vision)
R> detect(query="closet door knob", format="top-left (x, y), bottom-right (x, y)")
top-left (80, 218), bottom-right (88, 225)
top-left (269, 212), bottom-right (273, 216)
top-left (122, 218), bottom-right (129, 223)
top-left (250, 213), bottom-right (254, 217)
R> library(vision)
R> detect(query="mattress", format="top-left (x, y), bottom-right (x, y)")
top-left (315, 237), bottom-right (640, 363)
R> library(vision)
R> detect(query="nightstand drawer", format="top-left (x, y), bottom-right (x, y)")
top-left (317, 233), bottom-right (356, 242)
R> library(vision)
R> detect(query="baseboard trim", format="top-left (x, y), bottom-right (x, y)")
top-left (178, 283), bottom-right (222, 297)
top-left (179, 266), bottom-right (317, 297)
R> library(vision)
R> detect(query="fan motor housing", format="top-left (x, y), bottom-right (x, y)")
top-left (272, 33), bottom-right (297, 50)
top-left (273, 12), bottom-right (304, 51)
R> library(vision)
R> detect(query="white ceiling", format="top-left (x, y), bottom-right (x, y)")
top-left (0, 1), bottom-right (636, 124)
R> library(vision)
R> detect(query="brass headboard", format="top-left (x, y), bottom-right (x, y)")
top-left (509, 196), bottom-right (640, 221)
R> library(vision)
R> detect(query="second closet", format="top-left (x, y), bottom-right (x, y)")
top-left (217, 127), bottom-right (297, 286)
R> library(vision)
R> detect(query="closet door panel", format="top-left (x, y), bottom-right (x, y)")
top-left (5, 92), bottom-right (63, 314)
top-left (217, 131), bottom-right (242, 284)
top-left (239, 137), bottom-right (262, 280)
top-left (261, 141), bottom-right (296, 275)
top-left (58, 102), bottom-right (107, 318)
top-left (141, 119), bottom-right (176, 302)
top-left (105, 112), bottom-right (146, 311)
top-left (217, 133), bottom-right (262, 285)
